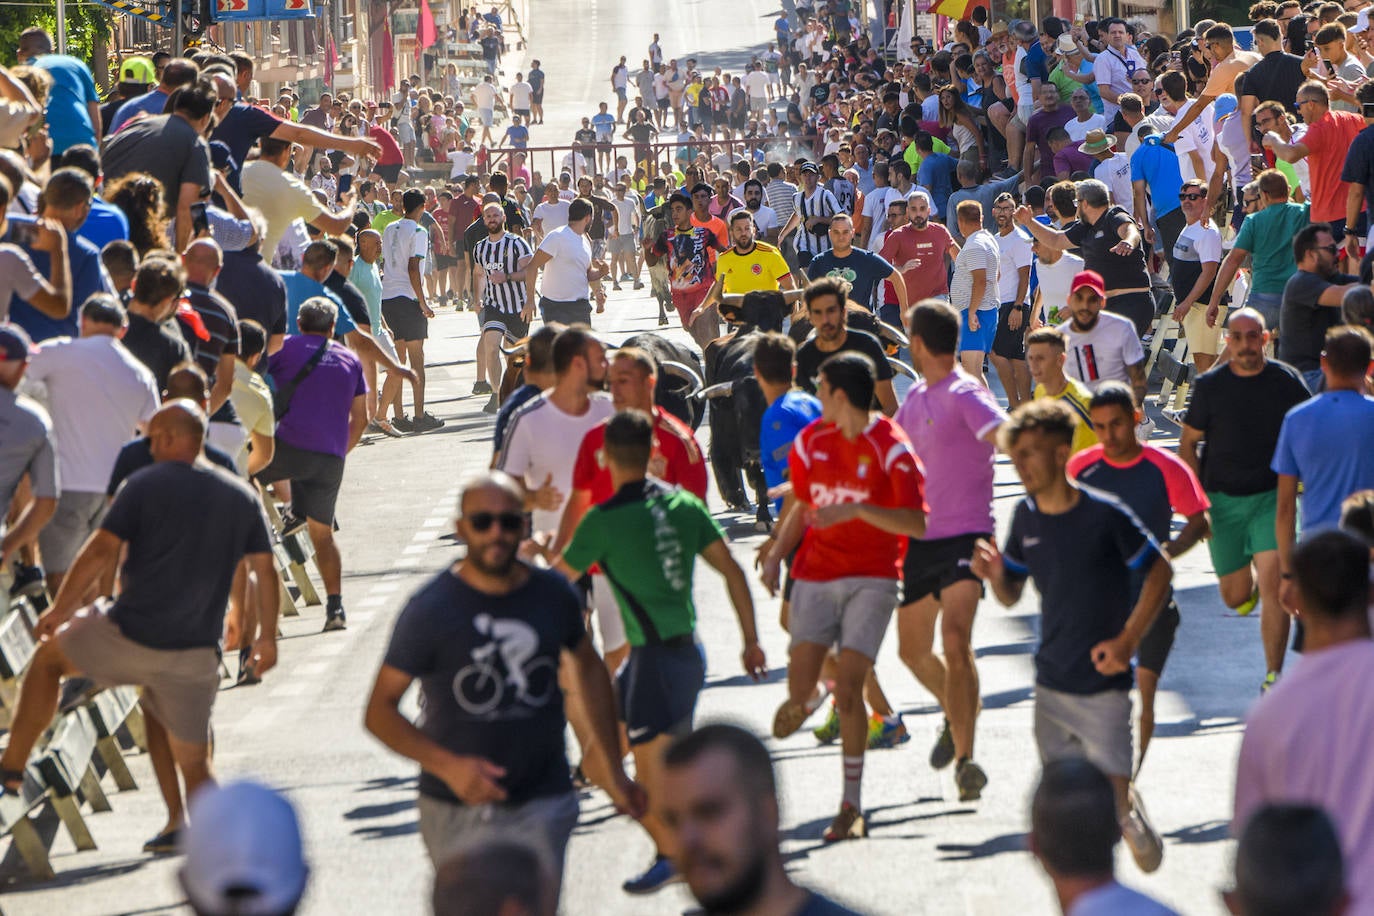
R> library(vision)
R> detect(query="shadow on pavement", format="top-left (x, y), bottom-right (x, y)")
top-left (936, 831), bottom-right (1028, 861)
top-left (704, 668), bottom-right (785, 689)
top-left (344, 799), bottom-right (416, 821)
top-left (1165, 819), bottom-right (1232, 845)
top-left (357, 775), bottom-right (419, 793)
top-left (352, 819), bottom-right (419, 840)
top-left (974, 641), bottom-right (1036, 659)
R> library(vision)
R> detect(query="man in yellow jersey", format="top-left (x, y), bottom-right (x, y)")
top-left (1025, 327), bottom-right (1098, 453)
top-left (691, 208), bottom-right (799, 327)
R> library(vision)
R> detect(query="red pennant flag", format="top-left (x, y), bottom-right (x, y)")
top-left (416, 0), bottom-right (437, 59)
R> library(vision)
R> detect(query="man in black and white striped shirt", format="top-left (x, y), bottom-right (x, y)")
top-left (778, 162), bottom-right (839, 270)
top-left (472, 202), bottom-right (536, 414)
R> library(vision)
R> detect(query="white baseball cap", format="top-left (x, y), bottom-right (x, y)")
top-left (179, 781), bottom-right (309, 916)
top-left (1354, 9), bottom-right (1370, 33)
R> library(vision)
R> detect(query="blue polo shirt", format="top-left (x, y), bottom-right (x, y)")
top-left (109, 88), bottom-right (170, 135)
top-left (280, 271), bottom-right (353, 336)
top-left (1272, 389), bottom-right (1374, 532)
top-left (759, 391), bottom-right (821, 512)
top-left (31, 54), bottom-right (99, 155)
top-left (1129, 135), bottom-right (1183, 219)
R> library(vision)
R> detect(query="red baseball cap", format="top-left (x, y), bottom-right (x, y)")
top-left (1070, 270), bottom-right (1106, 299)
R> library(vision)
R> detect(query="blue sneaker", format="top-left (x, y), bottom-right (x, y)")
top-left (622, 855), bottom-right (682, 895)
top-left (867, 714), bottom-right (910, 750)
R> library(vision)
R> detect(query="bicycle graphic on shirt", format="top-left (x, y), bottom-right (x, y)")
top-left (452, 614), bottom-right (559, 716)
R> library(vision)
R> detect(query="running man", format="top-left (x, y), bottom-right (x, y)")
top-left (554, 410), bottom-right (765, 895)
top-left (1025, 327), bottom-right (1099, 454)
top-left (471, 202), bottom-right (536, 415)
top-left (1068, 382), bottom-right (1210, 772)
top-left (972, 399), bottom-right (1171, 873)
top-left (760, 352), bottom-right (928, 842)
top-left (895, 300), bottom-right (1007, 801)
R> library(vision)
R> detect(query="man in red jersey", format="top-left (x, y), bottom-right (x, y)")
top-left (551, 346), bottom-right (707, 674)
top-left (759, 351), bottom-right (927, 844)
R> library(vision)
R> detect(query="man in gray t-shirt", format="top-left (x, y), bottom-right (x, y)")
top-left (0, 324), bottom-right (59, 567)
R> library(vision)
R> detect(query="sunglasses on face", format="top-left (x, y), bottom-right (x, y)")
top-left (1179, 192), bottom-right (1205, 201)
top-left (466, 512), bottom-right (524, 533)
top-left (1244, 196), bottom-right (1260, 205)
top-left (1316, 243), bottom-right (1340, 254)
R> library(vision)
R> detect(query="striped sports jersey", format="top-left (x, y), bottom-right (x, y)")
top-left (472, 232), bottom-right (534, 314)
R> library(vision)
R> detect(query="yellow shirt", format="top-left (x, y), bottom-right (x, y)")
top-left (716, 242), bottom-right (791, 294)
top-left (1034, 377), bottom-right (1099, 454)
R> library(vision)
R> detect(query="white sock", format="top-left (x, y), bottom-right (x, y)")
top-left (842, 755), bottom-right (863, 810)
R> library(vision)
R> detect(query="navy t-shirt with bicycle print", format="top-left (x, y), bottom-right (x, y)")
top-left (383, 565), bottom-right (585, 805)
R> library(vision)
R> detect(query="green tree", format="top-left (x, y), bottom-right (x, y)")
top-left (0, 5), bottom-right (111, 76)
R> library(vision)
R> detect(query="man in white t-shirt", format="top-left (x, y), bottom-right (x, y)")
top-left (532, 184), bottom-right (571, 241)
top-left (1064, 90), bottom-right (1106, 144)
top-left (1159, 73), bottom-right (1215, 183)
top-left (608, 183), bottom-right (643, 290)
top-left (992, 193), bottom-right (1034, 407)
top-left (1169, 180), bottom-right (1225, 373)
top-left (1031, 237), bottom-right (1084, 329)
top-left (1057, 269), bottom-right (1147, 407)
top-left (378, 190), bottom-right (440, 433)
top-left (472, 75), bottom-right (499, 146)
top-left (509, 74), bottom-right (534, 120)
top-left (1080, 130), bottom-right (1135, 216)
top-left (743, 62), bottom-right (770, 115)
top-left (24, 294), bottom-right (159, 592)
top-left (529, 197), bottom-right (609, 325)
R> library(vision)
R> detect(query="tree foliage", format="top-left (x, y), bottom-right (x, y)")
top-left (0, 4), bottom-right (111, 71)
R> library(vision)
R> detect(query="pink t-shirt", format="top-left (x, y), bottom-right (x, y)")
top-left (1234, 639), bottom-right (1374, 912)
top-left (893, 368), bottom-right (1007, 539)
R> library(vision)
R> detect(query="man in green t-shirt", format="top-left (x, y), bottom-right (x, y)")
top-left (1207, 169), bottom-right (1309, 332)
top-left (554, 409), bottom-right (766, 897)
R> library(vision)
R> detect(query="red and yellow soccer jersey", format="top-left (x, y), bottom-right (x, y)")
top-left (789, 416), bottom-right (928, 581)
top-left (572, 405), bottom-right (709, 504)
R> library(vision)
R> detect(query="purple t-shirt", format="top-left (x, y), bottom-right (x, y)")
top-left (894, 368), bottom-right (1006, 539)
top-left (267, 334), bottom-right (366, 458)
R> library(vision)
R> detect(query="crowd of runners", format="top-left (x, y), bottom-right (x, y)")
top-left (1, 2), bottom-right (1374, 914)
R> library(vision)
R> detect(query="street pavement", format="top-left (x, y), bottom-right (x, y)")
top-left (1, 284), bottom-right (1258, 915)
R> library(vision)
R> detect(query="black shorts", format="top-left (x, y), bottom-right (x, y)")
top-left (991, 303), bottom-right (1028, 360)
top-left (376, 163), bottom-right (402, 183)
top-left (1105, 291), bottom-right (1155, 339)
top-left (617, 640), bottom-right (705, 746)
top-left (382, 296), bottom-right (428, 341)
top-left (902, 532), bottom-right (988, 605)
top-left (656, 97), bottom-right (669, 110)
top-left (434, 252), bottom-right (458, 270)
top-left (515, 108), bottom-right (531, 120)
top-left (1136, 596), bottom-right (1180, 674)
top-left (532, 89), bottom-right (545, 105)
top-left (596, 142), bottom-right (613, 155)
top-left (539, 296), bottom-right (592, 325)
top-left (480, 306), bottom-right (529, 341)
top-left (255, 440), bottom-right (345, 525)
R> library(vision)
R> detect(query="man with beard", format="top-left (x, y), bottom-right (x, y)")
top-left (471, 202), bottom-right (536, 414)
top-left (990, 193), bottom-right (1034, 409)
top-left (1048, 270), bottom-right (1147, 409)
top-left (693, 209), bottom-right (798, 323)
top-left (881, 190), bottom-right (959, 323)
top-left (794, 277), bottom-right (898, 415)
top-left (660, 725), bottom-right (861, 914)
top-left (741, 179), bottom-right (780, 244)
top-left (365, 472), bottom-right (644, 907)
top-left (805, 214), bottom-right (907, 316)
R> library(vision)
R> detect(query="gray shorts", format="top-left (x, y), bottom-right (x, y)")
top-left (58, 605), bottom-right (220, 745)
top-left (1034, 684), bottom-right (1133, 778)
top-left (607, 235), bottom-right (636, 255)
top-left (38, 490), bottom-right (107, 573)
top-left (788, 576), bottom-right (899, 660)
top-left (418, 791), bottom-right (579, 898)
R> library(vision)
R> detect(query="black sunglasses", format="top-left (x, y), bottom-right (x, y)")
top-left (467, 512), bottom-right (525, 533)
top-left (1179, 192), bottom-right (1205, 201)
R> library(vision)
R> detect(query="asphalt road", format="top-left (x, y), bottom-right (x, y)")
top-left (0, 8), bottom-right (1261, 915)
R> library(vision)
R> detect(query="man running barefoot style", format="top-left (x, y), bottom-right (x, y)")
top-left (972, 399), bottom-right (1171, 873)
top-left (554, 410), bottom-right (765, 895)
top-left (760, 352), bottom-right (927, 843)
top-left (894, 300), bottom-right (1007, 801)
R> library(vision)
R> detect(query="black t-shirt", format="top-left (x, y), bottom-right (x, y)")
top-left (1002, 488), bottom-right (1161, 695)
top-left (810, 83), bottom-right (831, 106)
top-left (382, 566), bottom-right (586, 805)
top-left (795, 328), bottom-right (894, 394)
top-left (103, 461), bottom-right (272, 649)
top-left (463, 217), bottom-right (487, 259)
top-left (626, 121), bottom-right (657, 144)
top-left (1063, 207), bottom-right (1150, 291)
top-left (107, 436), bottom-right (238, 496)
top-left (1342, 125), bottom-right (1374, 229)
top-left (216, 249), bottom-right (289, 337)
top-left (1242, 50), bottom-right (1306, 112)
top-left (122, 311), bottom-right (191, 392)
top-left (1278, 269), bottom-right (1355, 372)
top-left (574, 127), bottom-right (597, 146)
top-left (1184, 360), bottom-right (1311, 495)
top-left (323, 271), bottom-right (372, 329)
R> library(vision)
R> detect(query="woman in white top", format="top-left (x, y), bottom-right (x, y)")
top-left (939, 87), bottom-right (985, 171)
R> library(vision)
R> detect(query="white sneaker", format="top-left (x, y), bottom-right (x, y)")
top-left (1135, 415), bottom-right (1156, 442)
top-left (1120, 785), bottom-right (1164, 873)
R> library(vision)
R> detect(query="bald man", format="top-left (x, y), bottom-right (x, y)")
top-left (0, 400), bottom-right (280, 829)
top-left (180, 239), bottom-right (245, 460)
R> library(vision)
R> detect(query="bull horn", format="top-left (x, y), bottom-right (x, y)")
top-left (695, 380), bottom-right (736, 400)
top-left (659, 360), bottom-right (703, 397)
top-left (887, 356), bottom-right (919, 380)
top-left (877, 321), bottom-right (907, 348)
top-left (500, 336), bottom-right (530, 357)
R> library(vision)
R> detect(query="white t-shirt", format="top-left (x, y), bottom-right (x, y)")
top-left (380, 217), bottom-right (428, 300)
top-left (862, 187), bottom-right (899, 248)
top-left (1034, 250), bottom-right (1084, 321)
top-left (537, 225), bottom-right (592, 300)
top-left (449, 148), bottom-right (476, 179)
top-left (995, 227), bottom-right (1033, 305)
top-left (473, 81), bottom-right (498, 111)
top-left (611, 197), bottom-right (638, 234)
top-left (497, 392), bottom-right (615, 534)
top-left (534, 199), bottom-right (571, 232)
top-left (743, 70), bottom-right (770, 99)
top-left (1171, 99), bottom-right (1216, 182)
top-left (510, 81), bottom-right (533, 109)
top-left (24, 335), bottom-right (159, 493)
top-left (748, 204), bottom-right (780, 237)
top-left (1065, 113), bottom-right (1106, 143)
top-left (1092, 153), bottom-right (1135, 216)
top-left (1058, 311), bottom-right (1145, 390)
top-left (1173, 219), bottom-right (1222, 270)
top-left (1012, 47), bottom-right (1032, 108)
top-left (921, 94), bottom-right (940, 122)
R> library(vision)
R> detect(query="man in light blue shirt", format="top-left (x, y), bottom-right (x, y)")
top-left (19, 29), bottom-right (99, 156)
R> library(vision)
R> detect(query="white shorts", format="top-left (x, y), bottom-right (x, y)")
top-left (479, 108), bottom-right (494, 127)
top-left (768, 72), bottom-right (781, 86)
top-left (374, 325), bottom-right (400, 364)
top-left (592, 573), bottom-right (627, 653)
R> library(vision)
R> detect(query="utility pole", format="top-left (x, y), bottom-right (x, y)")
top-left (56, 0), bottom-right (68, 53)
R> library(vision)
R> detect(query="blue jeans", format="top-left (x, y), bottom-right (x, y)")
top-left (1245, 291), bottom-right (1283, 332)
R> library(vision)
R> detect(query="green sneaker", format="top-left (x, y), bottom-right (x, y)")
top-left (1261, 671), bottom-right (1280, 694)
top-left (1236, 586), bottom-right (1260, 617)
top-left (812, 703), bottom-right (840, 744)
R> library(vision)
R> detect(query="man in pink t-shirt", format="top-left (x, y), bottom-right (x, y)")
top-left (892, 300), bottom-right (1007, 803)
top-left (1233, 530), bottom-right (1374, 913)
top-left (881, 191), bottom-right (959, 304)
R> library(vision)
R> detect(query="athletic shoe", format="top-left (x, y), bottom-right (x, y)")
top-left (236, 647), bottom-right (261, 686)
top-left (472, 380), bottom-right (493, 395)
top-left (929, 718), bottom-right (955, 770)
top-left (1136, 416), bottom-right (1155, 441)
top-left (1236, 586), bottom-right (1260, 617)
top-left (612, 284), bottom-right (623, 291)
top-left (482, 394), bottom-right (499, 414)
top-left (391, 415), bottom-right (415, 433)
top-left (773, 684), bottom-right (830, 738)
top-left (1120, 786), bottom-right (1164, 873)
top-left (7, 562), bottom-right (45, 599)
top-left (279, 510), bottom-right (308, 537)
top-left (323, 607), bottom-right (347, 632)
top-left (633, 281), bottom-right (644, 290)
top-left (955, 758), bottom-right (988, 802)
top-left (620, 273), bottom-right (635, 282)
top-left (822, 802), bottom-right (867, 842)
top-left (867, 715), bottom-right (910, 750)
top-left (812, 703), bottom-right (840, 744)
top-left (1261, 671), bottom-right (1280, 694)
top-left (142, 827), bottom-right (182, 855)
top-left (368, 418), bottom-right (404, 438)
top-left (622, 855), bottom-right (682, 894)
top-left (413, 412), bottom-right (446, 433)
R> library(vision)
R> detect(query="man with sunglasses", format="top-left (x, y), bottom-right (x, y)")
top-left (1279, 223), bottom-right (1361, 391)
top-left (1263, 81), bottom-right (1364, 242)
top-left (366, 472), bottom-right (644, 907)
top-left (1240, 18), bottom-right (1306, 142)
top-left (1169, 180), bottom-right (1225, 374)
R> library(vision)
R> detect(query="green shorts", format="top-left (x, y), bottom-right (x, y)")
top-left (1206, 489), bottom-right (1279, 577)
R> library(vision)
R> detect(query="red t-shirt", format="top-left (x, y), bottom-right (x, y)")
top-left (881, 222), bottom-right (955, 301)
top-left (1301, 109), bottom-right (1366, 223)
top-left (449, 194), bottom-right (480, 241)
top-left (369, 125), bottom-right (404, 166)
top-left (789, 416), bottom-right (928, 581)
top-left (572, 406), bottom-right (709, 503)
